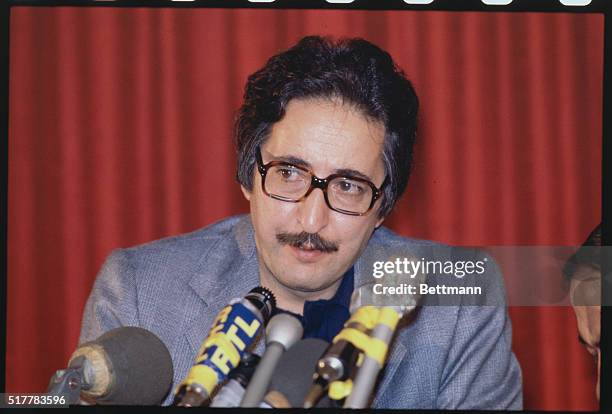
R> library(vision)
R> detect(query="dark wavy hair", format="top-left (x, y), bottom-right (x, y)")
top-left (563, 224), bottom-right (602, 280)
top-left (235, 36), bottom-right (419, 217)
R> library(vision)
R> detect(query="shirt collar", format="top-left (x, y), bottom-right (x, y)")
top-left (272, 267), bottom-right (355, 342)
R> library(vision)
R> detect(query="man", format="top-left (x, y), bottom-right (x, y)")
top-left (79, 36), bottom-right (522, 408)
top-left (563, 224), bottom-right (602, 400)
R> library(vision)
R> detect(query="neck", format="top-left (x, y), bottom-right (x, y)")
top-left (258, 269), bottom-right (343, 315)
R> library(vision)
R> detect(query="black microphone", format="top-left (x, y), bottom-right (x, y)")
top-left (264, 338), bottom-right (333, 408)
top-left (47, 326), bottom-right (173, 405)
top-left (209, 353), bottom-right (266, 407)
top-left (174, 286), bottom-right (276, 406)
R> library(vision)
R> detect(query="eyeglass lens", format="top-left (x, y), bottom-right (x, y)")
top-left (264, 164), bottom-right (373, 214)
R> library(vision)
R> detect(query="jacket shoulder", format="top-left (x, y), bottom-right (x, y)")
top-left (125, 215), bottom-right (244, 252)
top-left (114, 215), bottom-right (248, 267)
top-left (372, 225), bottom-right (448, 248)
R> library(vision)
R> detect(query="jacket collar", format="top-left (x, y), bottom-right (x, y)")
top-left (185, 215), bottom-right (263, 356)
top-left (189, 215), bottom-right (260, 307)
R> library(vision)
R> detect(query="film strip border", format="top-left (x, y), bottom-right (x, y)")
top-left (5, 0), bottom-right (609, 11)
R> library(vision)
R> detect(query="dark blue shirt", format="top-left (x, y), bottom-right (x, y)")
top-left (271, 267), bottom-right (354, 343)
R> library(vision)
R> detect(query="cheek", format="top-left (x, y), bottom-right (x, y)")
top-left (333, 215), bottom-right (378, 248)
top-left (251, 192), bottom-right (296, 237)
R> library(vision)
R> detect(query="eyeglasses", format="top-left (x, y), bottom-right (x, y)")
top-left (255, 146), bottom-right (386, 216)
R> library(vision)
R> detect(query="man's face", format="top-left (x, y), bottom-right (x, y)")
top-left (570, 264), bottom-right (601, 400)
top-left (242, 98), bottom-right (386, 307)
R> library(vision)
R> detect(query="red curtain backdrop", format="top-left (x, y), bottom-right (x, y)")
top-left (7, 7), bottom-right (602, 410)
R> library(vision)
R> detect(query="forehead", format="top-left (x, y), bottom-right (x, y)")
top-left (262, 98), bottom-right (386, 179)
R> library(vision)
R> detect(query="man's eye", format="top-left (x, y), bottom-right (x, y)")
top-left (334, 180), bottom-right (365, 194)
top-left (277, 167), bottom-right (301, 181)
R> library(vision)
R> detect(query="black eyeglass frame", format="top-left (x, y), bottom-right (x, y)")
top-left (255, 146), bottom-right (386, 216)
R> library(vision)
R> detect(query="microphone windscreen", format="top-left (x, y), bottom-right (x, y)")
top-left (265, 338), bottom-right (332, 408)
top-left (74, 326), bottom-right (174, 405)
top-left (266, 313), bottom-right (303, 348)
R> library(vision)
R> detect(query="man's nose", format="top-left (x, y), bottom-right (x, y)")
top-left (298, 189), bottom-right (330, 234)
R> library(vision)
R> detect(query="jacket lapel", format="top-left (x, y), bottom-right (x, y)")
top-left (184, 216), bottom-right (263, 357)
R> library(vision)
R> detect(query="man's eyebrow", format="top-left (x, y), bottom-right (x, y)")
top-left (270, 155), bottom-right (312, 169)
top-left (333, 168), bottom-right (374, 183)
top-left (269, 154), bottom-right (375, 182)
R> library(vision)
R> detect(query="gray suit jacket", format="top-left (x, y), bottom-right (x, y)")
top-left (79, 214), bottom-right (522, 409)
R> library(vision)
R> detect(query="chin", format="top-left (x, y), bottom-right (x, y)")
top-left (280, 277), bottom-right (326, 293)
top-left (278, 273), bottom-right (337, 294)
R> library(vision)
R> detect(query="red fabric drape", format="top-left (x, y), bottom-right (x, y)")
top-left (7, 7), bottom-right (602, 410)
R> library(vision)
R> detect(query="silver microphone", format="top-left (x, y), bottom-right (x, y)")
top-left (343, 256), bottom-right (424, 408)
top-left (240, 313), bottom-right (303, 407)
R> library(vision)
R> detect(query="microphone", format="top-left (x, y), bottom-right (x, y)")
top-left (240, 313), bottom-right (303, 407)
top-left (173, 286), bottom-right (276, 406)
top-left (209, 353), bottom-right (266, 407)
top-left (303, 261), bottom-right (424, 409)
top-left (264, 338), bottom-right (333, 408)
top-left (343, 277), bottom-right (422, 408)
top-left (342, 307), bottom-right (402, 408)
top-left (46, 326), bottom-right (173, 405)
top-left (302, 306), bottom-right (378, 408)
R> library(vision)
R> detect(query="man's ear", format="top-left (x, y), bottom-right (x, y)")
top-left (375, 214), bottom-right (385, 229)
top-left (240, 185), bottom-right (252, 201)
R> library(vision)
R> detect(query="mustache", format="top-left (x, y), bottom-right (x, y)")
top-left (276, 231), bottom-right (339, 253)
